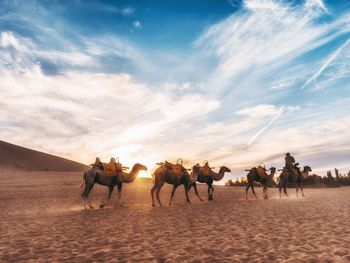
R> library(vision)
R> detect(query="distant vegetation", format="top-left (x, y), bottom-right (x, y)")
top-left (225, 168), bottom-right (350, 187)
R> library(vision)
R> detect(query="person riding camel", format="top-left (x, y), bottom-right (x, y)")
top-left (285, 153), bottom-right (296, 169)
top-left (285, 153), bottom-right (297, 179)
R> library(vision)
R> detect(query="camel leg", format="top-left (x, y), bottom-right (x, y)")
top-left (263, 185), bottom-right (268, 199)
top-left (193, 183), bottom-right (203, 201)
top-left (156, 186), bottom-right (163, 207)
top-left (207, 185), bottom-right (213, 201)
top-left (300, 184), bottom-right (305, 197)
top-left (117, 183), bottom-right (123, 207)
top-left (169, 184), bottom-right (179, 206)
top-left (82, 184), bottom-right (89, 210)
top-left (208, 184), bottom-right (214, 201)
top-left (184, 184), bottom-right (191, 204)
top-left (245, 183), bottom-right (250, 200)
top-left (251, 184), bottom-right (258, 199)
top-left (83, 183), bottom-right (95, 209)
top-left (207, 185), bottom-right (210, 200)
top-left (151, 184), bottom-right (158, 207)
top-left (283, 185), bottom-right (289, 198)
top-left (100, 186), bottom-right (114, 208)
top-left (279, 184), bottom-right (282, 199)
top-left (296, 186), bottom-right (299, 198)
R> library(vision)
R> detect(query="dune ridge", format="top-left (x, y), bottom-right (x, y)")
top-left (0, 140), bottom-right (88, 172)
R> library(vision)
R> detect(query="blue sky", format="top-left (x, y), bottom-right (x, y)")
top-left (0, 0), bottom-right (350, 181)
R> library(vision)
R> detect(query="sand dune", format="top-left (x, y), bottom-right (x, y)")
top-left (0, 140), bottom-right (88, 171)
top-left (0, 171), bottom-right (349, 262)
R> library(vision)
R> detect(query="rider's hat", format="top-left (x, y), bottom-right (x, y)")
top-left (285, 152), bottom-right (290, 156)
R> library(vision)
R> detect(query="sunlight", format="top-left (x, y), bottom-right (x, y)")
top-left (138, 170), bottom-right (152, 178)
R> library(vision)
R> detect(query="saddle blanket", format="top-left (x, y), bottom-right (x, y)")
top-left (170, 164), bottom-right (183, 176)
top-left (202, 166), bottom-right (211, 176)
top-left (256, 167), bottom-right (266, 179)
top-left (103, 163), bottom-right (117, 176)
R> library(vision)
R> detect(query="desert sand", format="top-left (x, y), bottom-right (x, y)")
top-left (0, 171), bottom-right (349, 262)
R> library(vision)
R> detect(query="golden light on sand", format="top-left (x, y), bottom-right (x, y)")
top-left (138, 170), bottom-right (152, 178)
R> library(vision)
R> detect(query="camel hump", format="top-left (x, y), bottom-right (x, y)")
top-left (255, 167), bottom-right (267, 179)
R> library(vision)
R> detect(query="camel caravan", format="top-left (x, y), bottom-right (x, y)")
top-left (80, 153), bottom-right (311, 209)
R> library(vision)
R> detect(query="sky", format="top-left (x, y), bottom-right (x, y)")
top-left (0, 0), bottom-right (350, 181)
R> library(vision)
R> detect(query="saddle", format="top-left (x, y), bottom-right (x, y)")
top-left (102, 163), bottom-right (123, 176)
top-left (157, 161), bottom-right (184, 177)
top-left (201, 165), bottom-right (211, 177)
top-left (255, 167), bottom-right (267, 179)
top-left (167, 163), bottom-right (183, 177)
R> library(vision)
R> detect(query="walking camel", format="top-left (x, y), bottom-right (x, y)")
top-left (245, 167), bottom-right (276, 200)
top-left (81, 163), bottom-right (147, 209)
top-left (150, 160), bottom-right (199, 207)
top-left (189, 163), bottom-right (231, 201)
top-left (278, 165), bottom-right (312, 198)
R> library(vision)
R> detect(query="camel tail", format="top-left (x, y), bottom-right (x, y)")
top-left (80, 172), bottom-right (86, 188)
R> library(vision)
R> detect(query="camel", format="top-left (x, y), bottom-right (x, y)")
top-left (245, 167), bottom-right (276, 200)
top-left (278, 165), bottom-right (312, 198)
top-left (81, 163), bottom-right (147, 209)
top-left (150, 161), bottom-right (198, 207)
top-left (189, 164), bottom-right (231, 201)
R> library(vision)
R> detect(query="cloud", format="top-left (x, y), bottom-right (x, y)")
top-left (0, 62), bottom-right (220, 166)
top-left (132, 20), bottom-right (142, 29)
top-left (0, 31), bottom-right (22, 49)
top-left (301, 39), bottom-right (350, 90)
top-left (236, 104), bottom-right (281, 118)
top-left (244, 0), bottom-right (283, 10)
top-left (247, 105), bottom-right (285, 145)
top-left (195, 0), bottom-right (349, 97)
top-left (121, 7), bottom-right (135, 16)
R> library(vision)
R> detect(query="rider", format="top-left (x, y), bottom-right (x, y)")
top-left (285, 153), bottom-right (296, 179)
top-left (285, 153), bottom-right (296, 169)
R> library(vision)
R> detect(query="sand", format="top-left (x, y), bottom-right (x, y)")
top-left (0, 171), bottom-right (349, 262)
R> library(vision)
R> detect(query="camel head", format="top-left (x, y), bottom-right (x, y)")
top-left (303, 166), bottom-right (312, 172)
top-left (220, 166), bottom-right (231, 173)
top-left (269, 167), bottom-right (276, 181)
top-left (192, 164), bottom-right (201, 175)
top-left (134, 163), bottom-right (148, 172)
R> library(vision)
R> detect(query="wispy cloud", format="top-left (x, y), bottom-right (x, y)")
top-left (247, 105), bottom-right (285, 146)
top-left (195, 0), bottom-right (349, 97)
top-left (301, 39), bottom-right (350, 90)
